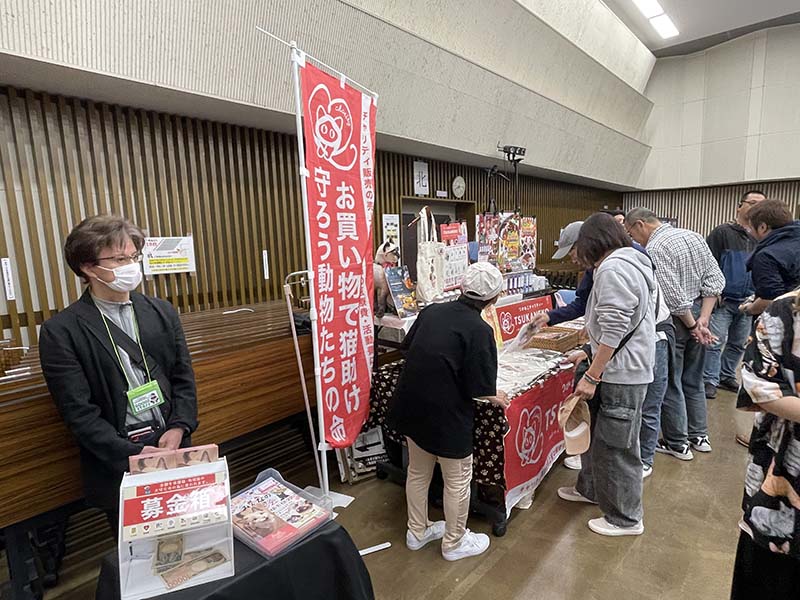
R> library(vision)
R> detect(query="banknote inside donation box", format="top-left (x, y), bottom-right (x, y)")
top-left (118, 444), bottom-right (235, 599)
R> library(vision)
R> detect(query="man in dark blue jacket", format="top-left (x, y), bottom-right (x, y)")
top-left (702, 190), bottom-right (765, 399)
top-left (743, 199), bottom-right (800, 316)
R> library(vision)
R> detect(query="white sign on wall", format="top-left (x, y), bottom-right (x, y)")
top-left (382, 214), bottom-right (400, 248)
top-left (413, 160), bottom-right (429, 196)
top-left (143, 237), bottom-right (197, 275)
top-left (1, 258), bottom-right (15, 301)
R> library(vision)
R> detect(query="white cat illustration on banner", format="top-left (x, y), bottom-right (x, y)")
top-left (516, 406), bottom-right (544, 467)
top-left (308, 83), bottom-right (357, 170)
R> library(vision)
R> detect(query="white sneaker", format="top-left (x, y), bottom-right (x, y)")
top-left (689, 436), bottom-right (712, 453)
top-left (441, 530), bottom-right (490, 561)
top-left (564, 455), bottom-right (582, 470)
top-left (557, 487), bottom-right (597, 504)
top-left (588, 517), bottom-right (644, 537)
top-left (515, 492), bottom-right (534, 510)
top-left (642, 464), bottom-right (653, 479)
top-left (406, 521), bottom-right (446, 551)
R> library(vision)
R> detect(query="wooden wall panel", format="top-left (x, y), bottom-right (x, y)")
top-left (0, 85), bottom-right (619, 345)
top-left (624, 181), bottom-right (800, 236)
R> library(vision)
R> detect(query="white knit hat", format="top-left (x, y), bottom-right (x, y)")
top-left (461, 262), bottom-right (504, 301)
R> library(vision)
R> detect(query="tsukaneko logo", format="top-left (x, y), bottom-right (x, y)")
top-left (500, 311), bottom-right (514, 335)
top-left (307, 83), bottom-right (357, 171)
top-left (515, 406), bottom-right (544, 467)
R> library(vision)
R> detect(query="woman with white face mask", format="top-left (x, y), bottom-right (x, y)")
top-left (38, 215), bottom-right (198, 536)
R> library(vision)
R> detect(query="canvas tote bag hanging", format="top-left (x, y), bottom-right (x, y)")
top-left (415, 208), bottom-right (446, 303)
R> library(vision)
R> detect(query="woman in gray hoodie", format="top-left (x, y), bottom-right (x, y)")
top-left (557, 213), bottom-right (657, 537)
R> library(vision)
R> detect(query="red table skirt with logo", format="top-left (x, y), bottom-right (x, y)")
top-left (367, 361), bottom-right (574, 514)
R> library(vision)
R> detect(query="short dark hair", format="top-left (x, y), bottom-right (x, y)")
top-left (458, 294), bottom-right (494, 312)
top-left (602, 209), bottom-right (626, 218)
top-left (748, 199), bottom-right (793, 231)
top-left (741, 189), bottom-right (766, 203)
top-left (575, 213), bottom-right (632, 268)
top-left (64, 215), bottom-right (145, 280)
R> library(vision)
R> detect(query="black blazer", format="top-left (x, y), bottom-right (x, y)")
top-left (39, 290), bottom-right (198, 510)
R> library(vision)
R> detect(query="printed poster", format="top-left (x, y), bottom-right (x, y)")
top-left (143, 237), bottom-right (196, 275)
top-left (382, 214), bottom-right (400, 250)
top-left (440, 222), bottom-right (469, 291)
top-left (300, 61), bottom-right (377, 448)
top-left (476, 214), bottom-right (500, 264)
top-left (520, 217), bottom-right (537, 271)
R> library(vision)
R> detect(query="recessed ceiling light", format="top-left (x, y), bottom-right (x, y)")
top-left (632, 0), bottom-right (664, 19)
top-left (650, 14), bottom-right (679, 39)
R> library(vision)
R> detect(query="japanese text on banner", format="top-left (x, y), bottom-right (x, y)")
top-left (301, 63), bottom-right (377, 448)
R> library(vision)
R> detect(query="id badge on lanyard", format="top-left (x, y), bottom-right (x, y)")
top-left (126, 379), bottom-right (165, 415)
top-left (101, 308), bottom-right (164, 416)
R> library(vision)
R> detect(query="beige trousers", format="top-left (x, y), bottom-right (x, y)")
top-left (405, 437), bottom-right (473, 552)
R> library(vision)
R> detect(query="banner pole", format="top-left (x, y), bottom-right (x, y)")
top-left (289, 41), bottom-right (331, 500)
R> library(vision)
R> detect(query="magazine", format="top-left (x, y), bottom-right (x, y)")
top-left (385, 266), bottom-right (418, 318)
top-left (231, 477), bottom-right (330, 557)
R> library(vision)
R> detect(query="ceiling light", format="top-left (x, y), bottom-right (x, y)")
top-left (650, 14), bottom-right (679, 39)
top-left (632, 0), bottom-right (664, 19)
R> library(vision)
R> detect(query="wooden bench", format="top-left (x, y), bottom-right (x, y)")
top-left (0, 302), bottom-right (316, 530)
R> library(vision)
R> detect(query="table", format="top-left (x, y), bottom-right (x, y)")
top-left (368, 360), bottom-right (574, 536)
top-left (95, 522), bottom-right (374, 600)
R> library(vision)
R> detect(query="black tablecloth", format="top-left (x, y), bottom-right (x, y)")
top-left (96, 521), bottom-right (374, 600)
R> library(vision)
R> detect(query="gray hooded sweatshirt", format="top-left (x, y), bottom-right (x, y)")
top-left (586, 247), bottom-right (657, 385)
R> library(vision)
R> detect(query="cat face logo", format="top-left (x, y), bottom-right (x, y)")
top-left (500, 311), bottom-right (514, 336)
top-left (308, 83), bottom-right (357, 171)
top-left (516, 406), bottom-right (544, 467)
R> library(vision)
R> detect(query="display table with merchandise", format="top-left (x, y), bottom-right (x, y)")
top-left (368, 351), bottom-right (575, 537)
top-left (95, 521), bottom-right (374, 600)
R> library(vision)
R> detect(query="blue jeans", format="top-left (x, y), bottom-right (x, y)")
top-left (703, 299), bottom-right (752, 386)
top-left (640, 338), bottom-right (669, 467)
top-left (661, 304), bottom-right (708, 446)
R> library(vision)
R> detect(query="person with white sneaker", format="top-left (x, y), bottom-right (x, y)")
top-left (557, 214), bottom-right (656, 537)
top-left (389, 263), bottom-right (510, 561)
top-left (625, 209), bottom-right (725, 460)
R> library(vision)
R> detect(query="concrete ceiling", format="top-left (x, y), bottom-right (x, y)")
top-left (603, 0), bottom-right (800, 55)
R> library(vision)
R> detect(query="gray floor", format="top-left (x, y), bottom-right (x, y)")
top-left (334, 388), bottom-right (748, 600)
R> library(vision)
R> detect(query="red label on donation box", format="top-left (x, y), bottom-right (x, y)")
top-left (496, 296), bottom-right (553, 342)
top-left (503, 368), bottom-right (574, 503)
top-left (300, 62), bottom-right (378, 448)
top-left (122, 473), bottom-right (228, 535)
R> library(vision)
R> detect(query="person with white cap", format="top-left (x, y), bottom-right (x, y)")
top-left (389, 262), bottom-right (510, 561)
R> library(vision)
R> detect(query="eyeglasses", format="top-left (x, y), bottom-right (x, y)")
top-left (624, 221), bottom-right (640, 236)
top-left (95, 253), bottom-right (143, 265)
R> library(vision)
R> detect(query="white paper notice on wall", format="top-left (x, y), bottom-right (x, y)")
top-left (262, 250), bottom-right (270, 280)
top-left (142, 237), bottom-right (196, 275)
top-left (413, 160), bottom-right (429, 196)
top-left (382, 214), bottom-right (400, 249)
top-left (1, 258), bottom-right (15, 301)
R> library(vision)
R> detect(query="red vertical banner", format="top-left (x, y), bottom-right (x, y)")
top-left (300, 62), bottom-right (377, 448)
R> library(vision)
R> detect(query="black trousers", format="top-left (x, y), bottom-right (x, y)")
top-left (731, 531), bottom-right (800, 599)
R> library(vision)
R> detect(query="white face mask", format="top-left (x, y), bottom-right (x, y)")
top-left (95, 261), bottom-right (143, 292)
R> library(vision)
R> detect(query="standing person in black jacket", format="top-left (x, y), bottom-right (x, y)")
top-left (742, 199), bottom-right (800, 317)
top-left (703, 190), bottom-right (765, 399)
top-left (39, 215), bottom-right (198, 533)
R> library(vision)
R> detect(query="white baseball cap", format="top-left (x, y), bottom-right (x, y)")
top-left (461, 262), bottom-right (504, 301)
top-left (552, 221), bottom-right (584, 260)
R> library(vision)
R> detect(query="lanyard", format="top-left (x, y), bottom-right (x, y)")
top-left (100, 307), bottom-right (153, 388)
